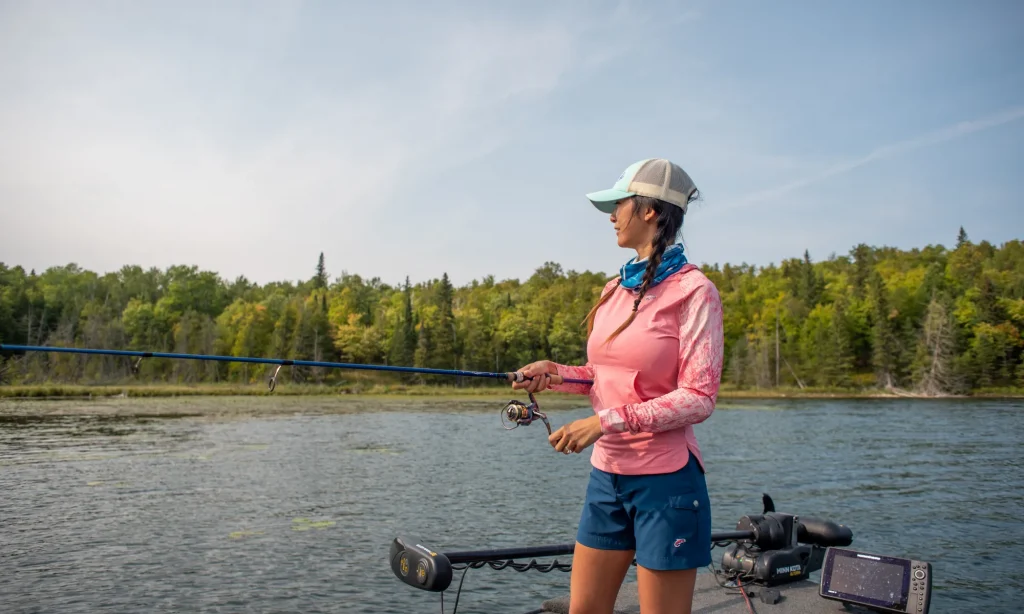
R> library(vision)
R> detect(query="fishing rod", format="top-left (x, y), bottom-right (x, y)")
top-left (0, 343), bottom-right (591, 435)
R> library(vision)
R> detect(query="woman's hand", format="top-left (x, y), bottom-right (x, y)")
top-left (512, 360), bottom-right (559, 393)
top-left (549, 415), bottom-right (604, 455)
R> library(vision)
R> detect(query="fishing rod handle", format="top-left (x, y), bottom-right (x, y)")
top-left (507, 371), bottom-right (564, 386)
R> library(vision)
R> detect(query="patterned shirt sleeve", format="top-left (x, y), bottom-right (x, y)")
top-left (597, 278), bottom-right (724, 435)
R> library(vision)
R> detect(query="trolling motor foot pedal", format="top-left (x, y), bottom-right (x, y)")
top-left (759, 588), bottom-right (781, 605)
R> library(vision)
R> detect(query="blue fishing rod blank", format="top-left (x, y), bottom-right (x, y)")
top-left (0, 344), bottom-right (593, 386)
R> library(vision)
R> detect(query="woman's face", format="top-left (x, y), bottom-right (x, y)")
top-left (610, 198), bottom-right (656, 251)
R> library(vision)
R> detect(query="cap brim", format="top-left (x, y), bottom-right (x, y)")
top-left (586, 188), bottom-right (635, 214)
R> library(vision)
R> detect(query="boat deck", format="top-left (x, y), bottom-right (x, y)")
top-left (536, 573), bottom-right (882, 614)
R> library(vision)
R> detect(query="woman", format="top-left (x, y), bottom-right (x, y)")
top-left (513, 158), bottom-right (724, 614)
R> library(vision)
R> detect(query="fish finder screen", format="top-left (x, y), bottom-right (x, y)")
top-left (826, 554), bottom-right (907, 606)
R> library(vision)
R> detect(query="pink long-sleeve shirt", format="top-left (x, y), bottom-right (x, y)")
top-left (550, 264), bottom-right (724, 475)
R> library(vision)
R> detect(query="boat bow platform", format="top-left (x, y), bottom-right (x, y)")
top-left (535, 573), bottom-right (877, 613)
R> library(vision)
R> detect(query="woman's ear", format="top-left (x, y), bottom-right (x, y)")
top-left (642, 204), bottom-right (657, 223)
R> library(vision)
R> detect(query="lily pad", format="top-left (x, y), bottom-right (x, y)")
top-left (292, 517), bottom-right (336, 531)
top-left (229, 530), bottom-right (265, 539)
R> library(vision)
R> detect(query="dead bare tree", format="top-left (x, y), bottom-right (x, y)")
top-left (916, 297), bottom-right (957, 396)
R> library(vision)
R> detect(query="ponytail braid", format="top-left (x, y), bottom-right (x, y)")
top-left (584, 278), bottom-right (621, 336)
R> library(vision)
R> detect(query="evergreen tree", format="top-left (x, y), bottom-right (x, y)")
top-left (869, 271), bottom-right (898, 388)
top-left (431, 273), bottom-right (457, 371)
top-left (850, 243), bottom-right (872, 301)
top-left (976, 276), bottom-right (1000, 324)
top-left (314, 253), bottom-right (328, 289)
top-left (798, 250), bottom-right (825, 307)
top-left (414, 312), bottom-right (433, 378)
top-left (388, 277), bottom-right (417, 371)
top-left (956, 227), bottom-right (970, 248)
top-left (827, 297), bottom-right (854, 386)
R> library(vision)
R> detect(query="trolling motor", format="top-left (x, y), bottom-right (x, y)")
top-left (500, 391), bottom-right (552, 435)
top-left (718, 497), bottom-right (933, 614)
top-left (718, 494), bottom-right (853, 587)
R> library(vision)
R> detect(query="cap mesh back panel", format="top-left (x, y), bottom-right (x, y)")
top-left (668, 165), bottom-right (690, 194)
top-left (632, 160), bottom-right (667, 189)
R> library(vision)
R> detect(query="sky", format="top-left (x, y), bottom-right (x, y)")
top-left (1, 0), bottom-right (1022, 288)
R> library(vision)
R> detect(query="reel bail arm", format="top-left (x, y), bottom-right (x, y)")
top-left (130, 353), bottom-right (153, 375)
top-left (267, 360), bottom-right (295, 392)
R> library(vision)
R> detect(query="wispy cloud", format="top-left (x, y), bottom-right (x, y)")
top-left (0, 2), bottom-right (655, 283)
top-left (1, 1), bottom-right (1019, 286)
top-left (726, 105), bottom-right (1024, 210)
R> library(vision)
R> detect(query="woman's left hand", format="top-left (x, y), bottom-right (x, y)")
top-left (549, 415), bottom-right (604, 455)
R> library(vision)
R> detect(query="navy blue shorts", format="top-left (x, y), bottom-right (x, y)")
top-left (576, 458), bottom-right (712, 571)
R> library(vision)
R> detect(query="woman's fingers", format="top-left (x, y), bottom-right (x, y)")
top-left (512, 361), bottom-right (554, 392)
top-left (549, 426), bottom-right (567, 449)
top-left (511, 362), bottom-right (565, 393)
top-left (513, 362), bottom-right (547, 390)
top-left (550, 425), bottom-right (574, 454)
top-left (549, 418), bottom-right (603, 456)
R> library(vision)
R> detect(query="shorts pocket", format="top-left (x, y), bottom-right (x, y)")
top-left (634, 494), bottom-right (708, 570)
top-left (664, 496), bottom-right (701, 546)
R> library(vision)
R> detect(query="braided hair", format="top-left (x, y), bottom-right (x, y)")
top-left (583, 195), bottom-right (686, 344)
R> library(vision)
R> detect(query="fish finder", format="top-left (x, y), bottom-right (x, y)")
top-left (819, 547), bottom-right (931, 613)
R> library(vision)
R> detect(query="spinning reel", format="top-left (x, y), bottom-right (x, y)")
top-left (500, 392), bottom-right (552, 436)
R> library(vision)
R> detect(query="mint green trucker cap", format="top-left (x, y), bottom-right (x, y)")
top-left (586, 158), bottom-right (698, 214)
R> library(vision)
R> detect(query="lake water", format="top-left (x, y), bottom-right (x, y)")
top-left (1, 396), bottom-right (1021, 613)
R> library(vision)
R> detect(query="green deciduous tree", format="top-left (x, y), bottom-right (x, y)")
top-left (1, 238), bottom-right (1021, 393)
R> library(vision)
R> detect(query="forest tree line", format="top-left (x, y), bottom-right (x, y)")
top-left (1, 229), bottom-right (1022, 395)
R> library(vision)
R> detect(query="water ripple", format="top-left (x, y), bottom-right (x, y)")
top-left (1, 398), bottom-right (1021, 613)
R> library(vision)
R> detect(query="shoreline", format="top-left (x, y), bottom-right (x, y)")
top-left (1, 383), bottom-right (1021, 401)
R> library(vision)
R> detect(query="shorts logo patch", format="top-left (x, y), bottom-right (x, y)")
top-left (674, 538), bottom-right (686, 547)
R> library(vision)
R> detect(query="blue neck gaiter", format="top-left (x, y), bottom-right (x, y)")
top-left (619, 243), bottom-right (688, 290)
